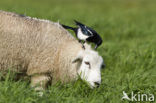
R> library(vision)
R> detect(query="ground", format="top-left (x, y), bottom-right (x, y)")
top-left (0, 0), bottom-right (156, 103)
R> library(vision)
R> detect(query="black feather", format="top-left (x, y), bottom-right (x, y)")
top-left (74, 20), bottom-right (94, 37)
top-left (62, 21), bottom-right (103, 49)
top-left (61, 24), bottom-right (77, 35)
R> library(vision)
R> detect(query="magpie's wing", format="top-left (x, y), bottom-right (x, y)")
top-left (74, 20), bottom-right (98, 37)
top-left (85, 26), bottom-right (100, 37)
top-left (80, 26), bottom-right (93, 36)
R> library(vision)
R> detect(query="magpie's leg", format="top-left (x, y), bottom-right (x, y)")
top-left (78, 40), bottom-right (81, 43)
top-left (82, 41), bottom-right (85, 49)
top-left (78, 40), bottom-right (85, 49)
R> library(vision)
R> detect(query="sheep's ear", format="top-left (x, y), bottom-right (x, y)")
top-left (72, 51), bottom-right (84, 63)
top-left (72, 58), bottom-right (82, 63)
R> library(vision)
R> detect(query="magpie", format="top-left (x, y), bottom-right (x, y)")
top-left (62, 20), bottom-right (102, 49)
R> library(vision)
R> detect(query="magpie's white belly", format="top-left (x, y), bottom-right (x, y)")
top-left (77, 29), bottom-right (89, 41)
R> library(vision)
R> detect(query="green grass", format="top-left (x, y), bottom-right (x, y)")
top-left (0, 0), bottom-right (156, 103)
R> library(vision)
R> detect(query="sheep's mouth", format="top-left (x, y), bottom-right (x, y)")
top-left (88, 81), bottom-right (101, 89)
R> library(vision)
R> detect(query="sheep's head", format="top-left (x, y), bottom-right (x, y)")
top-left (72, 48), bottom-right (104, 88)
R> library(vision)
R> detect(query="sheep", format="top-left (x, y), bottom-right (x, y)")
top-left (0, 10), bottom-right (104, 90)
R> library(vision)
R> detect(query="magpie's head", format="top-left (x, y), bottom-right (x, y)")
top-left (74, 20), bottom-right (98, 37)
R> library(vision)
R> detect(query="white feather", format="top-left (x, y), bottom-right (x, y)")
top-left (77, 28), bottom-right (89, 41)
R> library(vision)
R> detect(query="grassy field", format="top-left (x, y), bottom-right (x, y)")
top-left (0, 0), bottom-right (156, 103)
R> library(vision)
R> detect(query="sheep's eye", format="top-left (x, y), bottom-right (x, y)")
top-left (85, 61), bottom-right (90, 65)
top-left (85, 61), bottom-right (91, 69)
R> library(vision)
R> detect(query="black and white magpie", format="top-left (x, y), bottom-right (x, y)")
top-left (62, 20), bottom-right (102, 49)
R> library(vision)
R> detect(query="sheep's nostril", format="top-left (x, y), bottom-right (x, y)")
top-left (94, 82), bottom-right (100, 87)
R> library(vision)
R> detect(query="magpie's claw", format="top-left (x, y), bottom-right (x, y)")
top-left (82, 45), bottom-right (85, 49)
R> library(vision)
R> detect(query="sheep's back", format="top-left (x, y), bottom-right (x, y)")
top-left (0, 11), bottom-right (75, 74)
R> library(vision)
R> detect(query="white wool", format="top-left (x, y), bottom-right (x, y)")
top-left (0, 10), bottom-right (103, 89)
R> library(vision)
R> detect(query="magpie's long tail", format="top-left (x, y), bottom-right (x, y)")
top-left (61, 24), bottom-right (77, 35)
top-left (61, 24), bottom-right (75, 31)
